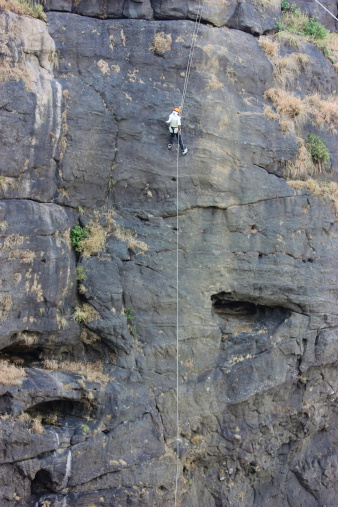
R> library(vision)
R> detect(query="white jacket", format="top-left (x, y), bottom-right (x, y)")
top-left (166, 111), bottom-right (181, 133)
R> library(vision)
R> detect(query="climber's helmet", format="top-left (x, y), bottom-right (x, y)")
top-left (173, 107), bottom-right (181, 114)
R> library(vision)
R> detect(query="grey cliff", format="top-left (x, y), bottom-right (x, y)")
top-left (0, 0), bottom-right (337, 505)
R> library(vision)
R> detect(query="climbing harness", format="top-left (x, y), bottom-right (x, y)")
top-left (174, 2), bottom-right (203, 506)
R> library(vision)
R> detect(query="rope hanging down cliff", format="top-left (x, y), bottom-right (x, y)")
top-left (174, 3), bottom-right (203, 506)
top-left (312, 0), bottom-right (338, 21)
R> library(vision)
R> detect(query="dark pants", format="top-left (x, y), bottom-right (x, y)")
top-left (169, 130), bottom-right (185, 150)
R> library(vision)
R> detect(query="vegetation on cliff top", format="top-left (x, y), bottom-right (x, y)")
top-left (277, 1), bottom-right (338, 63)
top-left (0, 0), bottom-right (45, 20)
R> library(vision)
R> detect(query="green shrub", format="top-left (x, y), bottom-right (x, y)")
top-left (76, 266), bottom-right (87, 282)
top-left (81, 424), bottom-right (90, 434)
top-left (73, 303), bottom-right (99, 323)
top-left (306, 134), bottom-right (330, 168)
top-left (125, 306), bottom-right (134, 324)
top-left (277, 7), bottom-right (328, 40)
top-left (281, 0), bottom-right (291, 11)
top-left (276, 6), bottom-right (332, 60)
top-left (124, 306), bottom-right (137, 336)
top-left (303, 18), bottom-right (329, 40)
top-left (70, 225), bottom-right (89, 251)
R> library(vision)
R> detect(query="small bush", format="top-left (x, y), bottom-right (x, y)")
top-left (264, 88), bottom-right (303, 118)
top-left (31, 416), bottom-right (44, 434)
top-left (264, 88), bottom-right (307, 133)
top-left (113, 224), bottom-right (148, 252)
top-left (123, 306), bottom-right (137, 336)
top-left (73, 303), bottom-right (99, 324)
top-left (276, 5), bottom-right (333, 60)
top-left (305, 94), bottom-right (338, 131)
top-left (306, 134), bottom-right (330, 169)
top-left (303, 18), bottom-right (328, 40)
top-left (281, 0), bottom-right (291, 11)
top-left (273, 53), bottom-right (308, 86)
top-left (0, 0), bottom-right (46, 20)
top-left (286, 137), bottom-right (316, 179)
top-left (124, 306), bottom-right (134, 325)
top-left (152, 32), bottom-right (172, 56)
top-left (70, 226), bottom-right (89, 251)
top-left (0, 360), bottom-right (26, 386)
top-left (0, 174), bottom-right (16, 191)
top-left (259, 36), bottom-right (279, 61)
top-left (76, 221), bottom-right (106, 258)
top-left (76, 266), bottom-right (87, 282)
top-left (0, 221), bottom-right (8, 233)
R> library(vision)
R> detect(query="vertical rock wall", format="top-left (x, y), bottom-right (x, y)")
top-left (0, 0), bottom-right (338, 505)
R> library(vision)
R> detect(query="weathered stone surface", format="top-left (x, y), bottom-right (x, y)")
top-left (0, 12), bottom-right (60, 202)
top-left (0, 199), bottom-right (80, 359)
top-left (0, 1), bottom-right (338, 506)
top-left (227, 0), bottom-right (280, 34)
top-left (44, 0), bottom-right (280, 33)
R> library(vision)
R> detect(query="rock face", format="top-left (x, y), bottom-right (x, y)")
top-left (0, 1), bottom-right (338, 506)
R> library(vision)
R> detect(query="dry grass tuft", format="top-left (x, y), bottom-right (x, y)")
top-left (288, 179), bottom-right (338, 214)
top-left (31, 416), bottom-right (44, 434)
top-left (9, 249), bottom-right (35, 263)
top-left (264, 105), bottom-right (279, 121)
top-left (75, 210), bottom-right (148, 256)
top-left (0, 59), bottom-right (32, 92)
top-left (259, 36), bottom-right (279, 61)
top-left (0, 359), bottom-right (26, 386)
top-left (43, 359), bottom-right (110, 383)
top-left (274, 53), bottom-right (308, 87)
top-left (264, 88), bottom-right (303, 118)
top-left (190, 434), bottom-right (204, 445)
top-left (305, 94), bottom-right (338, 131)
top-left (286, 137), bottom-right (316, 179)
top-left (275, 31), bottom-right (301, 48)
top-left (0, 174), bottom-right (16, 192)
top-left (326, 33), bottom-right (338, 64)
top-left (16, 332), bottom-right (39, 347)
top-left (77, 221), bottom-right (106, 258)
top-left (56, 313), bottom-right (69, 330)
top-left (0, 294), bottom-right (12, 321)
top-left (17, 413), bottom-right (44, 433)
top-left (152, 32), bottom-right (172, 55)
top-left (81, 328), bottom-right (100, 345)
top-left (264, 88), bottom-right (308, 133)
top-left (0, 221), bottom-right (8, 233)
top-left (113, 224), bottom-right (148, 252)
top-left (73, 303), bottom-right (99, 324)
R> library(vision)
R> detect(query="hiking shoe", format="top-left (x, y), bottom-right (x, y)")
top-left (182, 148), bottom-right (188, 155)
top-left (168, 144), bottom-right (172, 150)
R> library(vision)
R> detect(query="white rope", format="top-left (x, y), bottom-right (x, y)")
top-left (312, 0), bottom-right (338, 22)
top-left (180, 2), bottom-right (203, 115)
top-left (174, 116), bottom-right (180, 507)
top-left (174, 3), bottom-right (203, 506)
